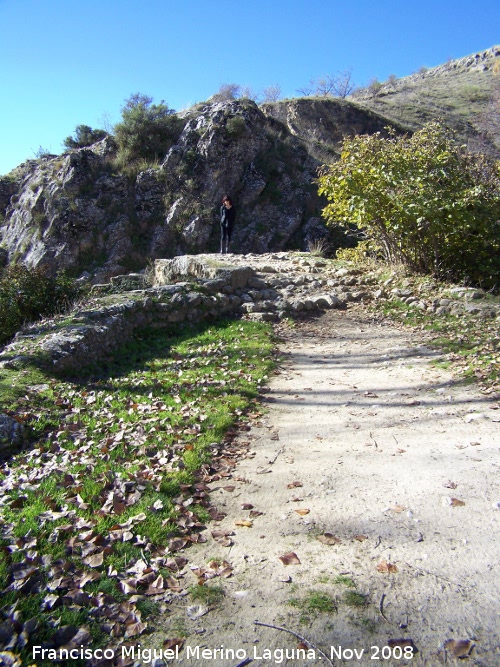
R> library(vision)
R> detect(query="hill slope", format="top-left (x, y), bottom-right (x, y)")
top-left (0, 99), bottom-right (399, 281)
top-left (351, 45), bottom-right (500, 154)
top-left (0, 47), bottom-right (499, 281)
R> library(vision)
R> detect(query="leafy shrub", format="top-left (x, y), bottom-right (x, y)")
top-left (63, 124), bottom-right (107, 149)
top-left (114, 93), bottom-right (184, 164)
top-left (336, 240), bottom-right (382, 264)
top-left (0, 266), bottom-right (82, 345)
top-left (318, 122), bottom-right (500, 286)
top-left (226, 115), bottom-right (246, 138)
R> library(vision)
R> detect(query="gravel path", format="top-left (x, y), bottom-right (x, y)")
top-left (148, 308), bottom-right (500, 667)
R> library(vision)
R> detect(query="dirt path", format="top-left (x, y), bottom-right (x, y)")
top-left (149, 308), bottom-right (500, 666)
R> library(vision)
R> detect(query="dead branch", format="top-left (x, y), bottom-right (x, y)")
top-left (269, 446), bottom-right (285, 464)
top-left (379, 593), bottom-right (391, 624)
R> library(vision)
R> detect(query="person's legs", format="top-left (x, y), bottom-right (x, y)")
top-left (225, 225), bottom-right (233, 253)
top-left (220, 226), bottom-right (227, 253)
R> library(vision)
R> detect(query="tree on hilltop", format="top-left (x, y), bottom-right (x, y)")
top-left (298, 69), bottom-right (355, 98)
top-left (113, 94), bottom-right (183, 163)
top-left (63, 125), bottom-right (107, 149)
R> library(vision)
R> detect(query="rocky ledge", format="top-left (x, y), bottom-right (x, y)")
top-left (1, 252), bottom-right (498, 379)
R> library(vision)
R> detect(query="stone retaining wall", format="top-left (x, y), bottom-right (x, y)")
top-left (1, 253), bottom-right (498, 378)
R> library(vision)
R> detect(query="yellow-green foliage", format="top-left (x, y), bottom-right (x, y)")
top-left (318, 122), bottom-right (500, 286)
top-left (336, 240), bottom-right (381, 264)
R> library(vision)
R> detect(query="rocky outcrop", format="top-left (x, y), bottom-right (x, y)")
top-left (2, 42), bottom-right (497, 283)
top-left (261, 97), bottom-right (405, 161)
top-left (0, 414), bottom-right (26, 457)
top-left (0, 99), bottom-right (401, 282)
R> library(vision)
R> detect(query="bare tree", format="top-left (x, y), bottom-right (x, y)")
top-left (240, 85), bottom-right (260, 102)
top-left (296, 79), bottom-right (315, 96)
top-left (212, 83), bottom-right (241, 102)
top-left (332, 69), bottom-right (355, 98)
top-left (297, 69), bottom-right (355, 98)
top-left (262, 83), bottom-right (282, 102)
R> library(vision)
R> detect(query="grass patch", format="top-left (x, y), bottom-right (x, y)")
top-left (371, 284), bottom-right (500, 390)
top-left (333, 574), bottom-right (356, 587)
top-left (343, 590), bottom-right (368, 607)
top-left (289, 590), bottom-right (337, 624)
top-left (0, 318), bottom-right (275, 661)
top-left (188, 583), bottom-right (225, 606)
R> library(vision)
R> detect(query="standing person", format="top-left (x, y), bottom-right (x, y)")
top-left (220, 195), bottom-right (236, 254)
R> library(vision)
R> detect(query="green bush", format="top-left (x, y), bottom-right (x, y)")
top-left (226, 115), bottom-right (246, 138)
top-left (63, 124), bottom-right (107, 149)
top-left (0, 265), bottom-right (82, 345)
top-left (114, 93), bottom-right (184, 164)
top-left (318, 122), bottom-right (500, 286)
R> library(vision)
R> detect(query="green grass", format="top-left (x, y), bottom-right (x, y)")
top-left (333, 575), bottom-right (356, 587)
top-left (343, 591), bottom-right (368, 607)
top-left (373, 291), bottom-right (500, 389)
top-left (289, 590), bottom-right (337, 624)
top-left (188, 583), bottom-right (225, 606)
top-left (0, 318), bottom-right (276, 662)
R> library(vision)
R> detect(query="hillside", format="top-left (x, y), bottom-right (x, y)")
top-left (351, 45), bottom-right (500, 155)
top-left (0, 98), bottom-right (399, 282)
top-left (0, 47), bottom-right (499, 283)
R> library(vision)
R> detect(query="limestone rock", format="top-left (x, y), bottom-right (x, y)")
top-left (0, 99), bottom-right (403, 281)
top-left (0, 413), bottom-right (26, 454)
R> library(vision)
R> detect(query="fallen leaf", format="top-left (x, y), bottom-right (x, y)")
top-left (249, 510), bottom-right (263, 518)
top-left (58, 627), bottom-right (92, 650)
top-left (211, 529), bottom-right (234, 539)
top-left (317, 533), bottom-right (342, 545)
top-left (235, 520), bottom-right (253, 528)
top-left (294, 509), bottom-right (310, 516)
top-left (124, 621), bottom-right (147, 638)
top-left (82, 551), bottom-right (104, 568)
top-left (0, 652), bottom-right (22, 667)
top-left (444, 639), bottom-right (474, 659)
top-left (451, 498), bottom-right (466, 507)
top-left (353, 534), bottom-right (368, 542)
top-left (169, 537), bottom-right (189, 551)
top-left (187, 604), bottom-right (209, 620)
top-left (216, 536), bottom-right (233, 547)
top-left (279, 552), bottom-right (301, 565)
top-left (391, 505), bottom-right (407, 513)
top-left (444, 481), bottom-right (458, 489)
top-left (223, 486), bottom-right (235, 492)
top-left (241, 503), bottom-right (254, 510)
top-left (287, 481), bottom-right (303, 489)
top-left (377, 561), bottom-right (398, 573)
top-left (150, 499), bottom-right (164, 511)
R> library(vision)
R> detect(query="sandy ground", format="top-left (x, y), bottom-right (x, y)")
top-left (147, 308), bottom-right (500, 667)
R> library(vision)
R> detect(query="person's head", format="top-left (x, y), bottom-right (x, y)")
top-left (222, 195), bottom-right (232, 206)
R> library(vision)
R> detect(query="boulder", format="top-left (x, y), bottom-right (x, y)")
top-left (0, 414), bottom-right (26, 455)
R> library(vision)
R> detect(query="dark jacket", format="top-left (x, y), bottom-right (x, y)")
top-left (220, 205), bottom-right (236, 228)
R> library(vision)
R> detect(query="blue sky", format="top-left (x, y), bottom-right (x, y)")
top-left (1, 0), bottom-right (499, 175)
